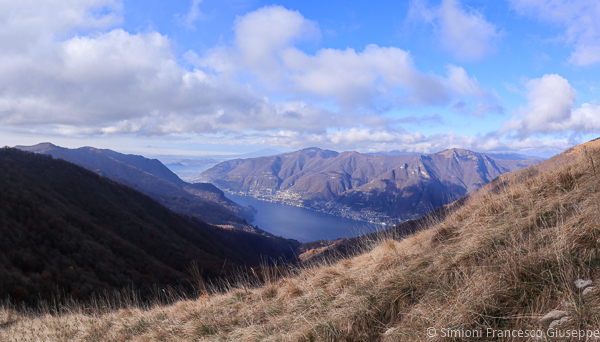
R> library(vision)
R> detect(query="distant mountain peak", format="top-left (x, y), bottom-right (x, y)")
top-left (292, 147), bottom-right (338, 157)
top-left (298, 147), bottom-right (324, 153)
top-left (15, 142), bottom-right (60, 152)
top-left (438, 148), bottom-right (475, 156)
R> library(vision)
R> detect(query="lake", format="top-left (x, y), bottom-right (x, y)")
top-left (226, 193), bottom-right (382, 242)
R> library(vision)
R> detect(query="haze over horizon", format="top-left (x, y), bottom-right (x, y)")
top-left (1, 0), bottom-right (599, 157)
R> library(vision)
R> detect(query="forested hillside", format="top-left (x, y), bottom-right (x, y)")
top-left (16, 143), bottom-right (256, 229)
top-left (0, 148), bottom-right (299, 305)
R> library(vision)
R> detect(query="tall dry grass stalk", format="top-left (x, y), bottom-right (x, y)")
top-left (2, 147), bottom-right (600, 341)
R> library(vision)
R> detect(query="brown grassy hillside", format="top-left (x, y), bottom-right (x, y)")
top-left (1, 143), bottom-right (599, 341)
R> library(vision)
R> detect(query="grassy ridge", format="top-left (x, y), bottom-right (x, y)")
top-left (1, 143), bottom-right (599, 341)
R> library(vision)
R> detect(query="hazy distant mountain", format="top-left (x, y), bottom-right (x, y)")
top-left (365, 150), bottom-right (423, 156)
top-left (201, 147), bottom-right (542, 223)
top-left (486, 152), bottom-right (546, 161)
top-left (165, 158), bottom-right (222, 179)
top-left (521, 149), bottom-right (562, 159)
top-left (16, 143), bottom-right (256, 229)
top-left (0, 148), bottom-right (300, 304)
top-left (172, 148), bottom-right (285, 182)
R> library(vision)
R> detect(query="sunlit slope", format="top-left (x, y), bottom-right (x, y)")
top-left (2, 142), bottom-right (599, 341)
top-left (202, 147), bottom-right (540, 222)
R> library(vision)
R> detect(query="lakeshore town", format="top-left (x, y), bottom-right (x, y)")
top-left (226, 189), bottom-right (400, 226)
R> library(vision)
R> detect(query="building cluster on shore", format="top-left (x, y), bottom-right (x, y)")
top-left (227, 189), bottom-right (397, 225)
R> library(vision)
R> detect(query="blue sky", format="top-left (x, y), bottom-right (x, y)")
top-left (1, 0), bottom-right (599, 157)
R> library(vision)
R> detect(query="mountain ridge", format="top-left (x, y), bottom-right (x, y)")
top-left (299, 138), bottom-right (600, 263)
top-left (16, 143), bottom-right (257, 229)
top-left (200, 147), bottom-right (542, 224)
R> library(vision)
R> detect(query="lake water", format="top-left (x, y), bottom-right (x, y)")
top-left (225, 193), bottom-right (382, 243)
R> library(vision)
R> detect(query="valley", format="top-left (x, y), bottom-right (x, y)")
top-left (2, 2), bottom-right (598, 339)
top-left (4, 138), bottom-right (598, 341)
top-left (226, 193), bottom-right (381, 242)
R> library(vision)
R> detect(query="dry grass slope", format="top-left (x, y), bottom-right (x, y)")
top-left (2, 145), bottom-right (600, 341)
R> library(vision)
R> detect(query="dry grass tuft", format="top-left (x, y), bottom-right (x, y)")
top-left (2, 147), bottom-right (600, 341)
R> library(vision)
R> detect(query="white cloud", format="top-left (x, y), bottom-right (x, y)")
top-left (0, 1), bottom-right (510, 154)
top-left (0, 2), bottom-right (371, 137)
top-left (570, 45), bottom-right (600, 66)
top-left (198, 5), bottom-right (500, 113)
top-left (233, 5), bottom-right (320, 77)
top-left (258, 127), bottom-right (574, 154)
top-left (509, 0), bottom-right (600, 66)
top-left (409, 0), bottom-right (501, 60)
top-left (180, 0), bottom-right (205, 30)
top-left (444, 65), bottom-right (502, 116)
top-left (280, 44), bottom-right (448, 108)
top-left (0, 0), bottom-right (122, 49)
top-left (445, 64), bottom-right (487, 97)
top-left (500, 74), bottom-right (599, 137)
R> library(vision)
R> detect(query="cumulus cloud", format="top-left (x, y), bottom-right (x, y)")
top-left (198, 5), bottom-right (500, 113)
top-left (409, 0), bottom-right (501, 60)
top-left (0, 2), bottom-right (370, 137)
top-left (509, 0), bottom-right (600, 66)
top-left (281, 44), bottom-right (448, 107)
top-left (444, 65), bottom-right (503, 116)
top-left (500, 74), bottom-right (599, 137)
top-left (233, 5), bottom-right (320, 77)
top-left (0, 1), bottom-right (509, 154)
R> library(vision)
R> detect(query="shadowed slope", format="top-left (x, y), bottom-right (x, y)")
top-left (16, 143), bottom-right (256, 228)
top-left (0, 148), bottom-right (299, 305)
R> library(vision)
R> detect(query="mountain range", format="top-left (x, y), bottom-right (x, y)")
top-left (16, 143), bottom-right (256, 230)
top-left (7, 139), bottom-right (598, 340)
top-left (0, 147), bottom-right (300, 304)
top-left (200, 147), bottom-right (542, 223)
top-left (298, 138), bottom-right (600, 264)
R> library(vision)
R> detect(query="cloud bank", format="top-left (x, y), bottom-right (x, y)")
top-left (0, 0), bottom-right (588, 155)
top-left (198, 5), bottom-right (501, 113)
top-left (0, 2), bottom-right (500, 140)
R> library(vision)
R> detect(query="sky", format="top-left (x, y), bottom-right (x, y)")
top-left (1, 0), bottom-right (599, 157)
